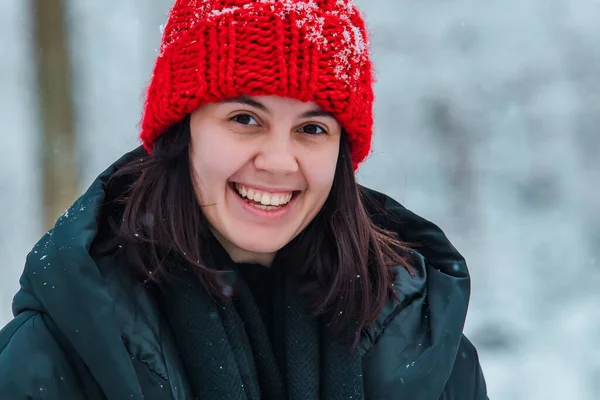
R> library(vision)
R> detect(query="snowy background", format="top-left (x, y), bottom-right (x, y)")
top-left (1, 0), bottom-right (599, 399)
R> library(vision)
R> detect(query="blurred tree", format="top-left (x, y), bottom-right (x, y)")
top-left (429, 97), bottom-right (478, 235)
top-left (31, 0), bottom-right (78, 230)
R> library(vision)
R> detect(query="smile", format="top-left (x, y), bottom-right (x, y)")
top-left (231, 183), bottom-right (296, 212)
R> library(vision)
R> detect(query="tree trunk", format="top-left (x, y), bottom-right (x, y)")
top-left (31, 0), bottom-right (78, 230)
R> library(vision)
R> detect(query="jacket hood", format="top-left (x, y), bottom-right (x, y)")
top-left (10, 147), bottom-right (472, 400)
top-left (12, 148), bottom-right (149, 399)
top-left (360, 189), bottom-right (472, 398)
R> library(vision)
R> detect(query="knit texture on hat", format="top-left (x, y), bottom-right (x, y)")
top-left (141, 0), bottom-right (375, 169)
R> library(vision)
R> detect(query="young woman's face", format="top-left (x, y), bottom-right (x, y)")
top-left (189, 95), bottom-right (341, 266)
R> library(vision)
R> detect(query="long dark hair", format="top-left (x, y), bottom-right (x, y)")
top-left (106, 116), bottom-right (413, 343)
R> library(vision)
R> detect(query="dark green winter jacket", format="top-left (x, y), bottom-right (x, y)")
top-left (0, 149), bottom-right (488, 399)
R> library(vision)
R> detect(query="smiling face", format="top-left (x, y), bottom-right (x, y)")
top-left (189, 95), bottom-right (342, 266)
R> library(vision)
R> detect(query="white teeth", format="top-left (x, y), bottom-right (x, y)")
top-left (260, 193), bottom-right (270, 205)
top-left (254, 204), bottom-right (280, 211)
top-left (233, 183), bottom-right (293, 207)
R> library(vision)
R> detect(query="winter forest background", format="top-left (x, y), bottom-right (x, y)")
top-left (1, 0), bottom-right (599, 398)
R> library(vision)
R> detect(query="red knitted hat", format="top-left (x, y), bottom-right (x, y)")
top-left (140, 0), bottom-right (374, 170)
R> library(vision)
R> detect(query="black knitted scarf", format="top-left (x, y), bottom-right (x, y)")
top-left (158, 237), bottom-right (365, 400)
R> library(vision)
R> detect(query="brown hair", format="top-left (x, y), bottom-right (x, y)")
top-left (106, 116), bottom-right (413, 343)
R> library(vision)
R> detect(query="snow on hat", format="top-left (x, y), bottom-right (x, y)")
top-left (140, 0), bottom-right (374, 170)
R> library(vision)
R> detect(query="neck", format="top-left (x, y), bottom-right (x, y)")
top-left (227, 247), bottom-right (275, 267)
top-left (211, 230), bottom-right (275, 267)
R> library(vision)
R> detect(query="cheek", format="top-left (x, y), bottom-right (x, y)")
top-left (190, 126), bottom-right (248, 173)
top-left (189, 132), bottom-right (242, 203)
top-left (191, 128), bottom-right (223, 164)
top-left (304, 147), bottom-right (339, 195)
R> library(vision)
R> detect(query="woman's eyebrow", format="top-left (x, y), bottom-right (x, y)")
top-left (298, 109), bottom-right (335, 119)
top-left (220, 96), bottom-right (334, 119)
top-left (220, 96), bottom-right (269, 113)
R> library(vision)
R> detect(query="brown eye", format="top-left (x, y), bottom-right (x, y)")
top-left (231, 113), bottom-right (259, 125)
top-left (300, 124), bottom-right (326, 135)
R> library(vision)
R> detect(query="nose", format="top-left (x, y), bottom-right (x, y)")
top-left (253, 131), bottom-right (299, 174)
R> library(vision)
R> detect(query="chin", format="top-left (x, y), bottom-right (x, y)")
top-left (230, 235), bottom-right (290, 255)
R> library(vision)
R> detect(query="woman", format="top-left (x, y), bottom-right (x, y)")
top-left (0, 0), bottom-right (488, 399)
